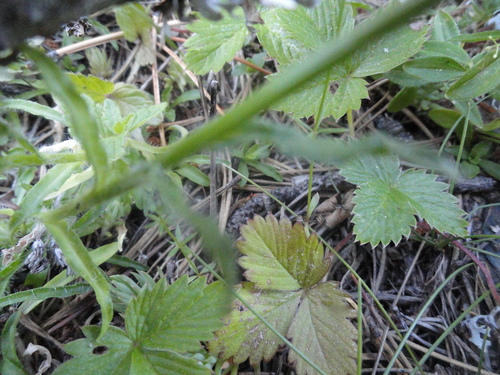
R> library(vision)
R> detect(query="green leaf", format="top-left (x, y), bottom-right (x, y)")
top-left (115, 3), bottom-right (155, 65)
top-left (210, 216), bottom-right (357, 374)
top-left (403, 57), bottom-right (466, 82)
top-left (1, 310), bottom-right (29, 375)
top-left (0, 283), bottom-right (91, 309)
top-left (459, 160), bottom-right (480, 179)
top-left (238, 215), bottom-right (330, 290)
top-left (387, 87), bottom-right (417, 112)
top-left (171, 89), bottom-right (201, 107)
top-left (113, 103), bottom-right (167, 134)
top-left (210, 285), bottom-right (302, 364)
top-left (419, 41), bottom-right (470, 65)
top-left (431, 10), bottom-right (460, 43)
top-left (175, 164), bottom-right (210, 186)
top-left (340, 155), bottom-right (467, 246)
top-left (428, 108), bottom-right (463, 129)
top-left (43, 220), bottom-right (113, 340)
top-left (287, 283), bottom-right (357, 375)
top-left (478, 159), bottom-right (500, 180)
top-left (9, 163), bottom-right (80, 234)
top-left (352, 24), bottom-right (427, 76)
top-left (450, 30), bottom-right (500, 43)
top-left (68, 73), bottom-right (115, 103)
top-left (23, 48), bottom-right (109, 186)
top-left (469, 140), bottom-right (492, 164)
top-left (54, 276), bottom-right (228, 375)
top-left (109, 83), bottom-right (158, 121)
top-left (0, 99), bottom-right (65, 123)
top-left (115, 3), bottom-right (153, 42)
top-left (257, 0), bottom-right (426, 119)
top-left (185, 8), bottom-right (248, 75)
top-left (246, 159), bottom-right (283, 182)
top-left (447, 51), bottom-right (500, 100)
top-left (330, 77), bottom-right (368, 118)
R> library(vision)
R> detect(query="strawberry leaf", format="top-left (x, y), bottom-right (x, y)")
top-left (53, 276), bottom-right (229, 375)
top-left (209, 284), bottom-right (302, 365)
top-left (256, 0), bottom-right (426, 119)
top-left (238, 215), bottom-right (330, 290)
top-left (210, 216), bottom-right (357, 375)
top-left (115, 3), bottom-right (155, 65)
top-left (288, 282), bottom-right (357, 375)
top-left (185, 8), bottom-right (248, 75)
top-left (340, 155), bottom-right (468, 246)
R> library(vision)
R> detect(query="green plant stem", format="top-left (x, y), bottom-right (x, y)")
top-left (347, 108), bottom-right (355, 138)
top-left (450, 103), bottom-right (471, 193)
top-left (357, 277), bottom-right (363, 375)
top-left (307, 70), bottom-right (332, 223)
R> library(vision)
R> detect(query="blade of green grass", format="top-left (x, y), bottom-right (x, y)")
top-left (0, 283), bottom-right (91, 309)
top-left (43, 220), bottom-right (113, 340)
top-left (23, 47), bottom-right (109, 187)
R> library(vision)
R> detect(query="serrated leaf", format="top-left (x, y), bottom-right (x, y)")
top-left (113, 103), bottom-right (167, 134)
top-left (330, 77), bottom-right (368, 118)
top-left (53, 276), bottom-right (228, 375)
top-left (68, 73), bottom-right (114, 103)
top-left (288, 282), bottom-right (357, 375)
top-left (115, 2), bottom-right (155, 65)
top-left (214, 216), bottom-right (356, 373)
top-left (126, 276), bottom-right (228, 351)
top-left (447, 51), bottom-right (500, 100)
top-left (108, 83), bottom-right (159, 122)
top-left (257, 0), bottom-right (426, 119)
top-left (185, 8), bottom-right (248, 74)
top-left (264, 0), bottom-right (354, 50)
top-left (340, 155), bottom-right (467, 246)
top-left (209, 285), bottom-right (302, 365)
top-left (254, 22), bottom-right (304, 66)
top-left (115, 3), bottom-right (154, 42)
top-left (238, 215), bottom-right (330, 290)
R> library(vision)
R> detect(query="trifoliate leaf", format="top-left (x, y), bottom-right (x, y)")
top-left (340, 155), bottom-right (467, 246)
top-left (288, 282), bottom-right (357, 375)
top-left (185, 8), bottom-right (248, 75)
top-left (256, 0), bottom-right (426, 119)
top-left (238, 215), bottom-right (330, 290)
top-left (210, 216), bottom-right (357, 374)
top-left (210, 282), bottom-right (357, 374)
top-left (54, 276), bottom-right (229, 375)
